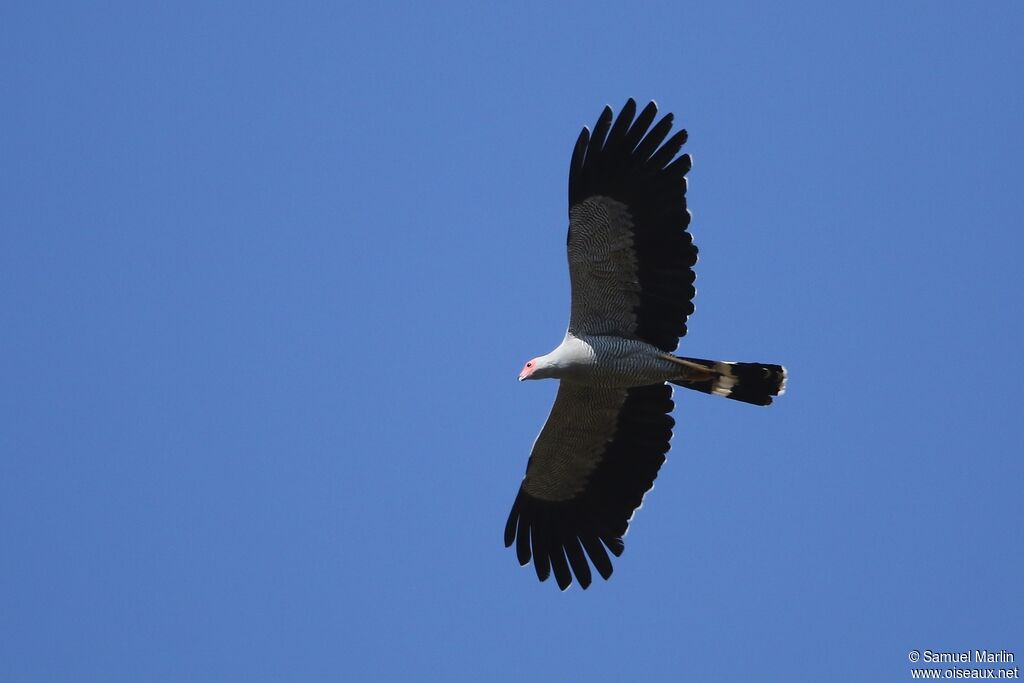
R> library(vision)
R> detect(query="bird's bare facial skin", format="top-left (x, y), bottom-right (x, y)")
top-left (519, 360), bottom-right (536, 381)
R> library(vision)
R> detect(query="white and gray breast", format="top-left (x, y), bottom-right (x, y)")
top-left (556, 333), bottom-right (675, 388)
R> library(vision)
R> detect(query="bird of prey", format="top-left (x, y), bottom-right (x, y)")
top-left (505, 99), bottom-right (786, 590)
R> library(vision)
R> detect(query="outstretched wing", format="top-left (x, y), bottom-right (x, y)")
top-left (504, 382), bottom-right (675, 590)
top-left (566, 99), bottom-right (697, 352)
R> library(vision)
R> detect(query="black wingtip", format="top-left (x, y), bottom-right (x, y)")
top-left (503, 499), bottom-right (520, 548)
top-left (603, 535), bottom-right (625, 557)
top-left (606, 99), bottom-right (637, 149)
top-left (516, 513), bottom-right (531, 566)
top-left (649, 128), bottom-right (689, 169)
top-left (623, 101), bottom-right (659, 152)
top-left (564, 536), bottom-right (592, 589)
top-left (568, 126), bottom-right (592, 220)
top-left (590, 106), bottom-right (614, 151)
top-left (550, 546), bottom-right (572, 590)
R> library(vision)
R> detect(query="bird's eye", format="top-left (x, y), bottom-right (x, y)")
top-left (527, 362), bottom-right (533, 367)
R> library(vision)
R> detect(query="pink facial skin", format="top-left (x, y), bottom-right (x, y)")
top-left (518, 359), bottom-right (538, 381)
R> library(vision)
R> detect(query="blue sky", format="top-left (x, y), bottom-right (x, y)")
top-left (2, 2), bottom-right (1022, 681)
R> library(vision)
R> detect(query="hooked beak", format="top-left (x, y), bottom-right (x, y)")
top-left (518, 374), bottom-right (526, 382)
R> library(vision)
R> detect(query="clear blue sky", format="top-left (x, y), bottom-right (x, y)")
top-left (2, 2), bottom-right (1022, 681)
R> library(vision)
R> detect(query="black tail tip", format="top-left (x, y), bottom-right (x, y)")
top-left (714, 362), bottom-right (786, 405)
top-left (673, 360), bottom-right (787, 406)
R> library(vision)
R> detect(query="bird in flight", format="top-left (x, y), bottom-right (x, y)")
top-left (505, 99), bottom-right (786, 590)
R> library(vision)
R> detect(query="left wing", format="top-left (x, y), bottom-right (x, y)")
top-left (504, 382), bottom-right (675, 590)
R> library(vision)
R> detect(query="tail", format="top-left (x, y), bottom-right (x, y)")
top-left (665, 355), bottom-right (787, 406)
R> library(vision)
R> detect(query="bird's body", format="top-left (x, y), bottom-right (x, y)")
top-left (525, 334), bottom-right (679, 388)
top-left (506, 99), bottom-right (787, 591)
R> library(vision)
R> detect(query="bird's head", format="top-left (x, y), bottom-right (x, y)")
top-left (518, 357), bottom-right (549, 381)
